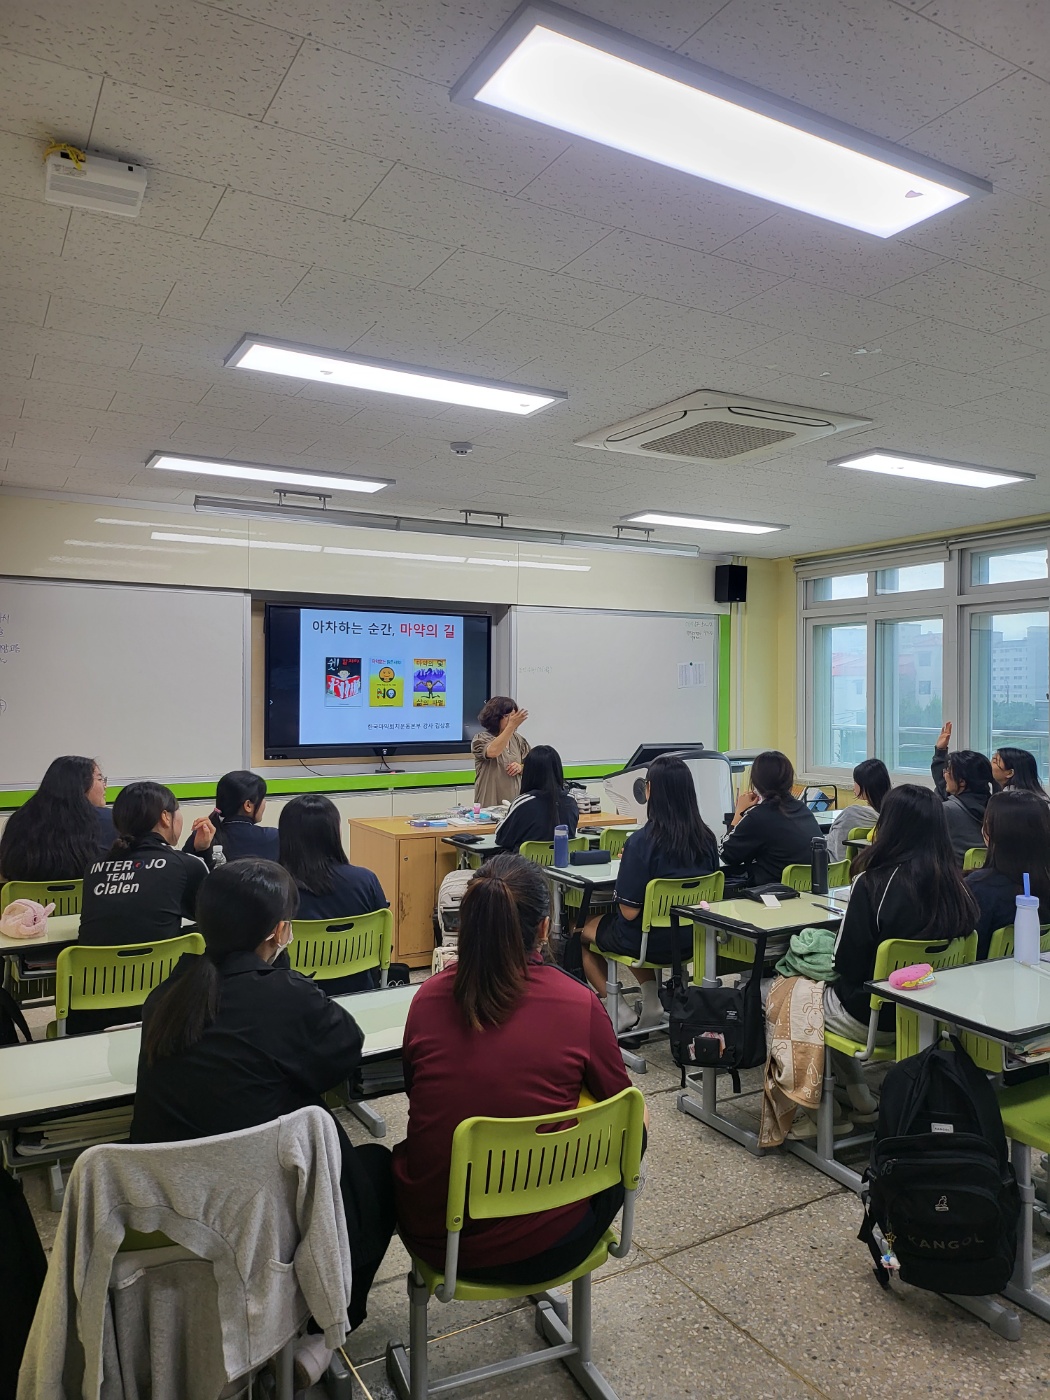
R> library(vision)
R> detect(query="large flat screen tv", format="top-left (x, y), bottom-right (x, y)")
top-left (264, 603), bottom-right (491, 759)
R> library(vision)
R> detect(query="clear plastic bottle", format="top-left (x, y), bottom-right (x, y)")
top-left (211, 843), bottom-right (226, 868)
top-left (1014, 891), bottom-right (1041, 965)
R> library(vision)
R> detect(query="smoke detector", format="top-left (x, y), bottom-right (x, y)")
top-left (44, 149), bottom-right (147, 218)
top-left (575, 392), bottom-right (869, 465)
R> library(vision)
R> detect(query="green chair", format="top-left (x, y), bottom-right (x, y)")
top-left (987, 923), bottom-right (1050, 960)
top-left (781, 860), bottom-right (851, 892)
top-left (519, 837), bottom-right (588, 867)
top-left (963, 846), bottom-right (988, 872)
top-left (386, 1086), bottom-right (646, 1400)
top-left (598, 826), bottom-right (631, 859)
top-left (598, 872), bottom-right (724, 1072)
top-left (290, 908), bottom-right (392, 988)
top-left (50, 931), bottom-right (204, 1037)
top-left (997, 1080), bottom-right (1050, 1326)
top-left (1, 879), bottom-right (83, 1004)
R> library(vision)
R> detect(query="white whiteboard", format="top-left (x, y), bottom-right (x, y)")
top-left (508, 607), bottom-right (720, 766)
top-left (0, 579), bottom-right (248, 786)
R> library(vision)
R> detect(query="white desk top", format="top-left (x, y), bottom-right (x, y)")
top-left (871, 960), bottom-right (1050, 1044)
top-left (681, 889), bottom-right (848, 935)
top-left (0, 983), bottom-right (418, 1127)
top-left (0, 912), bottom-right (80, 953)
top-left (544, 858), bottom-right (621, 888)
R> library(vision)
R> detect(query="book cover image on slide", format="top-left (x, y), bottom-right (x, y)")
top-left (412, 659), bottom-right (446, 707)
top-left (324, 657), bottom-right (362, 706)
top-left (370, 658), bottom-right (404, 707)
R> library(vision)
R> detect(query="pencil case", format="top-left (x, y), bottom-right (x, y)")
top-left (888, 963), bottom-right (935, 990)
top-left (569, 850), bottom-right (611, 865)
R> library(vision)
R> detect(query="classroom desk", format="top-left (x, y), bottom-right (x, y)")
top-left (0, 983), bottom-right (419, 1132)
top-left (0, 912), bottom-right (80, 956)
top-left (673, 891), bottom-right (848, 1158)
top-left (813, 809), bottom-right (842, 831)
top-left (442, 825), bottom-right (633, 868)
top-left (349, 811), bottom-right (631, 966)
top-left (542, 857), bottom-right (621, 933)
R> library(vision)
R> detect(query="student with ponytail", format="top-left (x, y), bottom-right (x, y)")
top-left (131, 859), bottom-right (396, 1333)
top-left (393, 854), bottom-right (638, 1283)
top-left (184, 769), bottom-right (279, 867)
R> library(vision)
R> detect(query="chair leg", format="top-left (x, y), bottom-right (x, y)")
top-left (386, 1270), bottom-right (430, 1400)
top-left (605, 959), bottom-right (622, 1030)
top-left (48, 1161), bottom-right (65, 1213)
top-left (346, 1099), bottom-right (387, 1138)
top-left (815, 1058), bottom-right (836, 1162)
top-left (562, 1273), bottom-right (619, 1400)
top-left (273, 1337), bottom-right (295, 1400)
top-left (1014, 1140), bottom-right (1035, 1292)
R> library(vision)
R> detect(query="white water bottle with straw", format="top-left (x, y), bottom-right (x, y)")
top-left (1014, 873), bottom-right (1041, 965)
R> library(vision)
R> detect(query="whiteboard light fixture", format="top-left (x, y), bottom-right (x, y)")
top-left (226, 335), bottom-right (566, 415)
top-left (147, 452), bottom-right (390, 494)
top-left (626, 511), bottom-right (785, 535)
top-left (831, 450), bottom-right (1033, 489)
top-left (452, 2), bottom-right (990, 237)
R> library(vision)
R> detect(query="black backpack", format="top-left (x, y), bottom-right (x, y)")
top-left (859, 1036), bottom-right (1019, 1296)
top-left (0, 986), bottom-right (31, 1049)
top-left (660, 924), bottom-right (768, 1092)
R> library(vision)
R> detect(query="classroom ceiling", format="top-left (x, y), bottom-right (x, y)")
top-left (2, 0), bottom-right (1050, 559)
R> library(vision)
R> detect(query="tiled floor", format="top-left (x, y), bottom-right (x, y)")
top-left (20, 1029), bottom-right (1050, 1398)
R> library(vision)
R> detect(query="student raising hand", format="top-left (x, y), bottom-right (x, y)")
top-left (935, 720), bottom-right (952, 753)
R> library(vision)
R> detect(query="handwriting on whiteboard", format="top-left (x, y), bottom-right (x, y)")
top-left (686, 618), bottom-right (716, 641)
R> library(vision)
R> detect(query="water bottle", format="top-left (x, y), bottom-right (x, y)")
top-left (553, 824), bottom-right (569, 868)
top-left (212, 843), bottom-right (225, 867)
top-left (810, 836), bottom-right (829, 895)
top-left (1014, 887), bottom-right (1041, 965)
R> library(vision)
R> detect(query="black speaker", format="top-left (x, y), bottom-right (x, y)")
top-left (714, 564), bottom-right (748, 604)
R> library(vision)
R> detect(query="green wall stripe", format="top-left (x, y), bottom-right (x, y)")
top-left (717, 613), bottom-right (731, 752)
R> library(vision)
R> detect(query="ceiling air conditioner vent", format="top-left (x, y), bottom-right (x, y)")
top-left (576, 392), bottom-right (870, 465)
top-left (44, 150), bottom-right (147, 218)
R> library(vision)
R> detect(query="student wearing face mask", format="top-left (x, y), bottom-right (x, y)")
top-left (131, 859), bottom-right (396, 1337)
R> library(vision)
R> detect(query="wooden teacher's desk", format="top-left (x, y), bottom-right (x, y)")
top-left (348, 811), bottom-right (633, 967)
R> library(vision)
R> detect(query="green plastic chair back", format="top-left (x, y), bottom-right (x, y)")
top-left (829, 859), bottom-right (851, 889)
top-left (54, 931), bottom-right (204, 1030)
top-left (963, 846), bottom-right (987, 872)
top-left (519, 837), bottom-right (588, 867)
top-left (640, 872), bottom-right (724, 930)
top-left (987, 923), bottom-right (1050, 960)
top-left (2, 879), bottom-right (83, 916)
top-left (290, 908), bottom-right (392, 983)
top-left (780, 864), bottom-right (812, 892)
top-left (846, 826), bottom-right (874, 842)
top-left (598, 826), bottom-right (631, 858)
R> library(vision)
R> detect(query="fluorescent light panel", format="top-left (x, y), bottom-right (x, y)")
top-left (626, 511), bottom-right (784, 535)
top-left (453, 3), bottom-right (989, 237)
top-left (147, 452), bottom-right (390, 494)
top-left (832, 451), bottom-right (1032, 489)
top-left (227, 336), bottom-right (565, 416)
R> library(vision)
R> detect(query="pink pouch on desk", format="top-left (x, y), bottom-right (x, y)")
top-left (888, 963), bottom-right (935, 990)
top-left (0, 899), bottom-right (55, 939)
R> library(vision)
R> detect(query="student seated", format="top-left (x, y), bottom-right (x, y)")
top-left (966, 790), bottom-right (1050, 958)
top-left (580, 754), bottom-right (719, 1031)
top-left (493, 745), bottom-right (579, 853)
top-left (392, 854), bottom-right (638, 1284)
top-left (279, 793), bottom-right (389, 994)
top-left (131, 859), bottom-right (395, 1333)
top-left (931, 721), bottom-right (993, 863)
top-left (0, 755), bottom-right (113, 883)
top-left (825, 758), bottom-right (891, 862)
top-left (827, 785), bottom-right (976, 1121)
top-left (991, 746), bottom-right (1048, 798)
top-left (184, 770), bottom-right (279, 867)
top-left (720, 750), bottom-right (821, 887)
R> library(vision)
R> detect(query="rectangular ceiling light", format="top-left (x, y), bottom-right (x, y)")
top-left (831, 451), bottom-right (1033, 489)
top-left (452, 2), bottom-right (990, 237)
top-left (626, 511), bottom-right (784, 535)
top-left (147, 452), bottom-right (390, 494)
top-left (227, 335), bottom-right (566, 415)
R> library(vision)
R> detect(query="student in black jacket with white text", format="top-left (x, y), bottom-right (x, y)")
top-left (720, 750), bottom-right (820, 887)
top-left (183, 770), bottom-right (279, 868)
top-left (494, 745), bottom-right (579, 854)
top-left (966, 790), bottom-right (1050, 957)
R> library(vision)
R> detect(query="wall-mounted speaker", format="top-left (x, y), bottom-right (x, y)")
top-left (714, 564), bottom-right (748, 604)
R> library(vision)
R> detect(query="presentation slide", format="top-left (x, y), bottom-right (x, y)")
top-left (264, 603), bottom-right (491, 758)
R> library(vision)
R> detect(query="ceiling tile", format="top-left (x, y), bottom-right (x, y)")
top-left (460, 311), bottom-right (650, 376)
top-left (875, 259), bottom-right (1050, 330)
top-left (262, 41), bottom-right (570, 195)
top-left (680, 0), bottom-right (1015, 140)
top-left (0, 321), bottom-right (141, 370)
top-left (0, 0), bottom-right (302, 119)
top-left (902, 190), bottom-right (1050, 283)
top-left (968, 385), bottom-right (1050, 427)
top-left (865, 316), bottom-right (1040, 371)
top-left (418, 250), bottom-right (636, 326)
top-left (354, 165), bottom-right (611, 273)
top-left (920, 0), bottom-right (1050, 82)
top-left (0, 49), bottom-right (102, 143)
top-left (862, 360), bottom-right (1010, 406)
top-left (589, 297), bottom-right (779, 358)
top-left (729, 281), bottom-right (921, 343)
top-left (732, 333), bottom-right (914, 384)
top-left (0, 194), bottom-right (68, 263)
top-left (561, 231), bottom-right (784, 312)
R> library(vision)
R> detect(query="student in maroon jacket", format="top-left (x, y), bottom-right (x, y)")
top-left (392, 853), bottom-right (642, 1284)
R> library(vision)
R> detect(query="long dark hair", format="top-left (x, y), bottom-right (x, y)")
top-left (110, 782), bottom-right (177, 854)
top-left (519, 745), bottom-right (565, 830)
top-left (983, 791), bottom-right (1050, 908)
top-left (855, 785), bottom-right (977, 942)
top-left (995, 747), bottom-right (1047, 796)
top-left (141, 859), bottom-right (298, 1066)
top-left (279, 794), bottom-right (348, 896)
top-left (453, 853), bottom-right (549, 1031)
top-left (0, 755), bottom-right (100, 882)
top-left (945, 750), bottom-right (994, 798)
top-left (211, 771), bottom-right (267, 834)
top-left (749, 750), bottom-right (795, 809)
top-left (645, 754), bottom-right (716, 865)
top-left (853, 758), bottom-right (891, 813)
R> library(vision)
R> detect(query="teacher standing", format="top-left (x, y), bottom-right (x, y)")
top-left (472, 697), bottom-right (530, 807)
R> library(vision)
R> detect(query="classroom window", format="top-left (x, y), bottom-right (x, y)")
top-left (969, 546), bottom-right (1048, 586)
top-left (812, 623), bottom-right (867, 768)
top-left (875, 561), bottom-right (945, 594)
top-left (810, 572), bottom-right (867, 601)
top-left (969, 610), bottom-right (1050, 780)
top-left (876, 618), bottom-right (943, 773)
